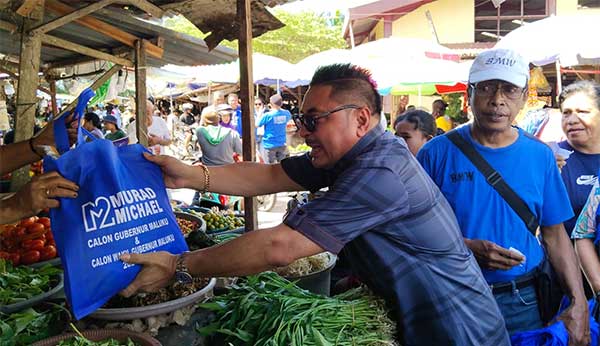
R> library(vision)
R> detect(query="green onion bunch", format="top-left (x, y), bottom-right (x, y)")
top-left (197, 272), bottom-right (397, 346)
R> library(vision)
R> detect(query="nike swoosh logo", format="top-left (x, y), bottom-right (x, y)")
top-left (576, 175), bottom-right (598, 186)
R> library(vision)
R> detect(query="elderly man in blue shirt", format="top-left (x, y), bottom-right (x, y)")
top-left (119, 63), bottom-right (509, 345)
top-left (418, 49), bottom-right (589, 345)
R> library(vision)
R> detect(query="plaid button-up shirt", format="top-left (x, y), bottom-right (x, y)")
top-left (282, 125), bottom-right (509, 346)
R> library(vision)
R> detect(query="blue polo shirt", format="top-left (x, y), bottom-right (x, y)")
top-left (558, 140), bottom-right (600, 235)
top-left (417, 125), bottom-right (574, 284)
top-left (258, 108), bottom-right (290, 149)
top-left (282, 125), bottom-right (509, 346)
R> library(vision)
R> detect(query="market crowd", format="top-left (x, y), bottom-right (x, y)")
top-left (1, 47), bottom-right (599, 346)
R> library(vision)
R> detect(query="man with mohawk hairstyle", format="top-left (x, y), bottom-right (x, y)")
top-left (120, 63), bottom-right (509, 346)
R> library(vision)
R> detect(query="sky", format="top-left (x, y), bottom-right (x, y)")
top-left (276, 0), bottom-right (375, 13)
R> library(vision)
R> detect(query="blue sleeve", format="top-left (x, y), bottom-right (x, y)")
top-left (416, 139), bottom-right (444, 186)
top-left (283, 168), bottom-right (409, 254)
top-left (258, 112), bottom-right (270, 127)
top-left (540, 148), bottom-right (575, 226)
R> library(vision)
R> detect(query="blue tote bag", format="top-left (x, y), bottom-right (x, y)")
top-left (44, 90), bottom-right (188, 319)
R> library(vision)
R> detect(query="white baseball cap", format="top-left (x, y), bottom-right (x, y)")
top-left (469, 49), bottom-right (530, 88)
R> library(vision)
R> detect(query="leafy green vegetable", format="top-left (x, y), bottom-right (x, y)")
top-left (0, 302), bottom-right (68, 346)
top-left (0, 259), bottom-right (62, 305)
top-left (197, 272), bottom-right (397, 346)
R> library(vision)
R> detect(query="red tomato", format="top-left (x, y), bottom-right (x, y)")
top-left (19, 217), bottom-right (37, 228)
top-left (22, 239), bottom-right (45, 251)
top-left (8, 253), bottom-right (20, 266)
top-left (45, 230), bottom-right (54, 240)
top-left (38, 217), bottom-right (51, 229)
top-left (13, 226), bottom-right (27, 238)
top-left (0, 251), bottom-right (10, 260)
top-left (21, 250), bottom-right (41, 264)
top-left (26, 223), bottom-right (45, 234)
top-left (39, 245), bottom-right (57, 261)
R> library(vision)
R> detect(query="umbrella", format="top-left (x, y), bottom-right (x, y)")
top-left (294, 49), bottom-right (353, 84)
top-left (494, 15), bottom-right (600, 67)
top-left (350, 37), bottom-right (467, 90)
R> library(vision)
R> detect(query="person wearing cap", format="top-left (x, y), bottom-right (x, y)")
top-left (432, 99), bottom-right (452, 133)
top-left (103, 114), bottom-right (127, 141)
top-left (119, 63), bottom-right (510, 346)
top-left (216, 104), bottom-right (237, 132)
top-left (197, 107), bottom-right (242, 166)
top-left (258, 94), bottom-right (292, 163)
top-left (179, 103), bottom-right (195, 126)
top-left (417, 49), bottom-right (589, 342)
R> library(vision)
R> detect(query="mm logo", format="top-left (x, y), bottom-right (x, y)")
top-left (82, 196), bottom-right (116, 232)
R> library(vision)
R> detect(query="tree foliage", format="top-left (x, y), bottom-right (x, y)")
top-left (162, 10), bottom-right (346, 63)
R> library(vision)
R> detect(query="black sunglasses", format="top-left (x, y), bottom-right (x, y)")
top-left (469, 81), bottom-right (526, 100)
top-left (293, 104), bottom-right (361, 132)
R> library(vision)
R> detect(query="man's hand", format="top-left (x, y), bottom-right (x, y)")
top-left (119, 251), bottom-right (177, 297)
top-left (464, 239), bottom-right (525, 270)
top-left (148, 134), bottom-right (162, 147)
top-left (143, 152), bottom-right (197, 189)
top-left (33, 112), bottom-right (79, 149)
top-left (15, 171), bottom-right (79, 215)
top-left (555, 153), bottom-right (567, 171)
top-left (557, 299), bottom-right (590, 346)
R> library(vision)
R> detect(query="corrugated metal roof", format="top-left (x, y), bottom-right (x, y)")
top-left (0, 0), bottom-right (298, 68)
top-left (0, 4), bottom-right (238, 68)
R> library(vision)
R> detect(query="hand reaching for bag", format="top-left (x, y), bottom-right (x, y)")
top-left (464, 239), bottom-right (525, 270)
top-left (119, 251), bottom-right (177, 297)
top-left (143, 153), bottom-right (197, 189)
top-left (1, 172), bottom-right (79, 224)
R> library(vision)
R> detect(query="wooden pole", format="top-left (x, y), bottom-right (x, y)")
top-left (42, 34), bottom-right (134, 67)
top-left (238, 0), bottom-right (257, 231)
top-left (11, 1), bottom-right (45, 192)
top-left (45, 0), bottom-right (163, 59)
top-left (49, 80), bottom-right (58, 116)
top-left (135, 39), bottom-right (148, 147)
top-left (30, 0), bottom-right (118, 35)
top-left (555, 61), bottom-right (562, 104)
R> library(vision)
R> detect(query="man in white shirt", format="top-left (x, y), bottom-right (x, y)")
top-left (127, 100), bottom-right (172, 155)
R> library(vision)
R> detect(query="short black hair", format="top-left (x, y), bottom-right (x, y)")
top-left (559, 80), bottom-right (600, 111)
top-left (394, 110), bottom-right (437, 138)
top-left (84, 112), bottom-right (101, 129)
top-left (310, 63), bottom-right (382, 116)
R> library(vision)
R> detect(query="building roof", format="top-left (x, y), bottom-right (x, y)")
top-left (343, 0), bottom-right (434, 42)
top-left (0, 0), bottom-right (296, 68)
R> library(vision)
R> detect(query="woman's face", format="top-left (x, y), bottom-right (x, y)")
top-left (395, 120), bottom-right (430, 156)
top-left (220, 112), bottom-right (231, 124)
top-left (82, 119), bottom-right (94, 131)
top-left (561, 92), bottom-right (600, 151)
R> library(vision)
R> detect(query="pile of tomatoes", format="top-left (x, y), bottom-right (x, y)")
top-left (0, 216), bottom-right (58, 266)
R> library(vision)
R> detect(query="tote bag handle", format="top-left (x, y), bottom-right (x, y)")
top-left (53, 88), bottom-right (95, 154)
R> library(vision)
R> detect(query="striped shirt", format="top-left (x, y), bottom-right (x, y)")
top-left (281, 125), bottom-right (509, 346)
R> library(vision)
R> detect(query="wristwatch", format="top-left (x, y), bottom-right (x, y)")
top-left (174, 252), bottom-right (193, 284)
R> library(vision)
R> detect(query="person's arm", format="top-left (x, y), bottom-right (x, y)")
top-left (573, 182), bottom-right (600, 292)
top-left (541, 223), bottom-right (589, 346)
top-left (0, 140), bottom-right (43, 175)
top-left (120, 223), bottom-right (323, 297)
top-left (576, 238), bottom-right (600, 292)
top-left (143, 153), bottom-right (302, 197)
top-left (0, 114), bottom-right (78, 175)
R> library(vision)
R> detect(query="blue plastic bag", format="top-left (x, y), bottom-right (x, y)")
top-left (511, 298), bottom-right (600, 346)
top-left (44, 89), bottom-right (188, 319)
